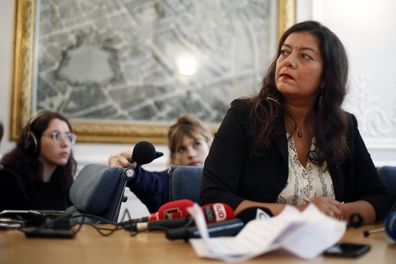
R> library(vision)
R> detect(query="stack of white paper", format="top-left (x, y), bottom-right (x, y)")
top-left (187, 203), bottom-right (346, 262)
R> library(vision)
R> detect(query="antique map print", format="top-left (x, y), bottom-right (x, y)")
top-left (36, 0), bottom-right (275, 124)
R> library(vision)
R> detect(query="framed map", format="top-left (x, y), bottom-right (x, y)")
top-left (11, 0), bottom-right (296, 143)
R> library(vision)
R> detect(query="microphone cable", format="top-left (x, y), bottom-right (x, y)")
top-left (15, 209), bottom-right (125, 237)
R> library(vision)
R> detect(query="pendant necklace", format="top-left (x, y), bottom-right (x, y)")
top-left (288, 116), bottom-right (310, 138)
top-left (297, 125), bottom-right (305, 138)
top-left (294, 120), bottom-right (307, 138)
top-left (297, 129), bottom-right (303, 138)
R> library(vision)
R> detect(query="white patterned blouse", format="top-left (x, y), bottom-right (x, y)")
top-left (277, 135), bottom-right (335, 206)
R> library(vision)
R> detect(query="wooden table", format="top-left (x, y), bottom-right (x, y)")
top-left (0, 224), bottom-right (395, 264)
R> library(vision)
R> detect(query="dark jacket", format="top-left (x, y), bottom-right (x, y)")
top-left (200, 98), bottom-right (390, 220)
top-left (126, 166), bottom-right (170, 213)
top-left (0, 167), bottom-right (71, 211)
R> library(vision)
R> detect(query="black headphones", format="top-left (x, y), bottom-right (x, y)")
top-left (21, 110), bottom-right (47, 155)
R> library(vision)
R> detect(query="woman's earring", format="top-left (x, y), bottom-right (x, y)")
top-left (318, 93), bottom-right (323, 108)
top-left (316, 90), bottom-right (324, 110)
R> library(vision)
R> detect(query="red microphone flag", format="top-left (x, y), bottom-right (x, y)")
top-left (149, 199), bottom-right (194, 221)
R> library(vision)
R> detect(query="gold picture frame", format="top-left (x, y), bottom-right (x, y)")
top-left (11, 0), bottom-right (295, 144)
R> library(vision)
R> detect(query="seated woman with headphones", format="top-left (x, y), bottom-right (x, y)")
top-left (0, 110), bottom-right (77, 211)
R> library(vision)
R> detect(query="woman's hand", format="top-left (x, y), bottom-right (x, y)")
top-left (303, 197), bottom-right (344, 219)
top-left (108, 149), bottom-right (136, 168)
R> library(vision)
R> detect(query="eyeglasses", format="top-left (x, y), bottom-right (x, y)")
top-left (44, 131), bottom-right (77, 144)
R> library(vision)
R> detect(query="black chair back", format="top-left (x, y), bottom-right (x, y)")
top-left (68, 164), bottom-right (134, 223)
top-left (169, 166), bottom-right (203, 203)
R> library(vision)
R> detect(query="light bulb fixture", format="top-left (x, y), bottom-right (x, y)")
top-left (176, 54), bottom-right (198, 76)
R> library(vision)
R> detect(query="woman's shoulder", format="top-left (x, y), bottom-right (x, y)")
top-left (341, 112), bottom-right (360, 144)
top-left (228, 97), bottom-right (253, 118)
top-left (343, 111), bottom-right (358, 129)
top-left (230, 97), bottom-right (252, 110)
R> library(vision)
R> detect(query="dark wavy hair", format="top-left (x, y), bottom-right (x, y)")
top-left (249, 20), bottom-right (349, 167)
top-left (1, 111), bottom-right (77, 194)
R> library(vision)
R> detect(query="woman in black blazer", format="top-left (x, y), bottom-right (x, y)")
top-left (200, 21), bottom-right (390, 222)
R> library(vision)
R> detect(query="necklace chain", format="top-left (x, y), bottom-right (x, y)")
top-left (287, 114), bottom-right (313, 138)
top-left (297, 128), bottom-right (304, 138)
top-left (289, 117), bottom-right (308, 138)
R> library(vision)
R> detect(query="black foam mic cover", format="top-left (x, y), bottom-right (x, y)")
top-left (363, 209), bottom-right (396, 241)
top-left (384, 210), bottom-right (396, 241)
top-left (132, 141), bottom-right (164, 166)
top-left (235, 207), bottom-right (273, 224)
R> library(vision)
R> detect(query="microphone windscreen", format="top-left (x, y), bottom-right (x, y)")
top-left (385, 210), bottom-right (396, 241)
top-left (132, 141), bottom-right (160, 166)
top-left (149, 199), bottom-right (194, 221)
top-left (155, 151), bottom-right (164, 159)
top-left (235, 207), bottom-right (273, 224)
top-left (201, 203), bottom-right (234, 223)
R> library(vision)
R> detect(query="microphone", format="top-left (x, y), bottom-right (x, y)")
top-left (126, 217), bottom-right (194, 233)
top-left (123, 203), bottom-right (234, 233)
top-left (201, 203), bottom-right (234, 223)
top-left (119, 199), bottom-right (194, 227)
top-left (149, 199), bottom-right (194, 221)
top-left (384, 210), bottom-right (396, 241)
top-left (235, 207), bottom-right (273, 224)
top-left (165, 218), bottom-right (244, 240)
top-left (164, 206), bottom-right (273, 240)
top-left (132, 141), bottom-right (164, 166)
top-left (363, 210), bottom-right (396, 241)
top-left (363, 227), bottom-right (384, 237)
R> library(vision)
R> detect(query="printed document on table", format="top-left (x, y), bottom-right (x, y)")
top-left (188, 204), bottom-right (346, 262)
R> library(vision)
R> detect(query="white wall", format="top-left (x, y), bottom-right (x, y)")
top-left (310, 0), bottom-right (396, 166)
top-left (1, 0), bottom-right (395, 219)
top-left (0, 0), bottom-right (14, 156)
